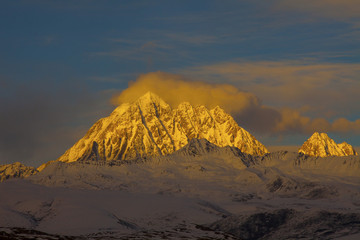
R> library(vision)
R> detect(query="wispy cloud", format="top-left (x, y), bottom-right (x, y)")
top-left (105, 32), bottom-right (220, 48)
top-left (91, 30), bottom-right (223, 66)
top-left (183, 60), bottom-right (360, 119)
top-left (15, 0), bottom-right (152, 12)
top-left (163, 33), bottom-right (219, 45)
top-left (91, 39), bottom-right (173, 64)
top-left (274, 0), bottom-right (360, 21)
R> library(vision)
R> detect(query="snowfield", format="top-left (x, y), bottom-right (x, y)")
top-left (1, 139), bottom-right (360, 239)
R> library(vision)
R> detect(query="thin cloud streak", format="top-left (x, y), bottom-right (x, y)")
top-left (97, 32), bottom-right (220, 54)
top-left (92, 37), bottom-right (177, 62)
top-left (274, 0), bottom-right (360, 21)
top-left (163, 33), bottom-right (219, 45)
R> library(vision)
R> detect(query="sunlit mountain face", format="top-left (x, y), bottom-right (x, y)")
top-left (56, 92), bottom-right (268, 164)
top-left (1, 1), bottom-right (360, 239)
top-left (299, 132), bottom-right (358, 157)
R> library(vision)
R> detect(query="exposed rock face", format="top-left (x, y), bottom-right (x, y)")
top-left (0, 162), bottom-right (38, 182)
top-left (338, 142), bottom-right (358, 156)
top-left (299, 132), bottom-right (358, 157)
top-left (57, 92), bottom-right (268, 163)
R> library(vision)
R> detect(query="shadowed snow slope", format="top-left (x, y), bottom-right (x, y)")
top-left (31, 139), bottom-right (360, 193)
top-left (299, 132), bottom-right (358, 157)
top-left (56, 92), bottom-right (268, 164)
top-left (206, 209), bottom-right (360, 240)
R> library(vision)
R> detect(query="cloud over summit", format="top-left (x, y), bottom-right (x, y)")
top-left (112, 72), bottom-right (360, 136)
top-left (111, 72), bottom-right (261, 114)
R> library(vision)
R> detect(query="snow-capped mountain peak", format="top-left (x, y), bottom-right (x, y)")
top-left (56, 92), bottom-right (268, 163)
top-left (298, 132), bottom-right (358, 157)
top-left (134, 91), bottom-right (171, 115)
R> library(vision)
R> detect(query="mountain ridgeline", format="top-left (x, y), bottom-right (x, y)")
top-left (57, 92), bottom-right (269, 163)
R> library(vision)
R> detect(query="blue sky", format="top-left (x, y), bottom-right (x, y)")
top-left (1, 0), bottom-right (360, 166)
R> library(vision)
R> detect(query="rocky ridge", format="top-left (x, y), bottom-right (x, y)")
top-left (0, 162), bottom-right (38, 182)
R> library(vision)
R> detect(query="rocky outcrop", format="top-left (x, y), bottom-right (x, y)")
top-left (0, 162), bottom-right (38, 182)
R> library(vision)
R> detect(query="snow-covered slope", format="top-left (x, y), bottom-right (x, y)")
top-left (57, 92), bottom-right (268, 163)
top-left (258, 150), bottom-right (360, 177)
top-left (0, 180), bottom-right (232, 238)
top-left (2, 178), bottom-right (359, 239)
top-left (2, 139), bottom-right (360, 238)
top-left (299, 132), bottom-right (358, 157)
top-left (0, 162), bottom-right (38, 182)
top-left (31, 139), bottom-right (264, 194)
top-left (31, 139), bottom-right (360, 194)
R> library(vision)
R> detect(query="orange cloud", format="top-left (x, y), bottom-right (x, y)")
top-left (111, 72), bottom-right (260, 115)
top-left (332, 118), bottom-right (360, 132)
top-left (184, 60), bottom-right (360, 119)
top-left (274, 108), bottom-right (310, 133)
top-left (274, 108), bottom-right (360, 134)
top-left (112, 72), bottom-right (360, 135)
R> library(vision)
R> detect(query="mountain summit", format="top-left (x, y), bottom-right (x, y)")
top-left (57, 92), bottom-right (268, 163)
top-left (298, 132), bottom-right (358, 157)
